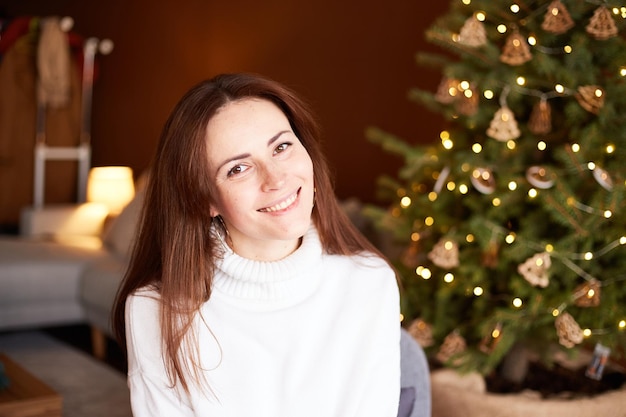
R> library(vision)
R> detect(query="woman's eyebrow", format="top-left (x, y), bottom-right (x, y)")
top-left (216, 130), bottom-right (292, 172)
top-left (216, 153), bottom-right (250, 172)
top-left (267, 130), bottom-right (291, 147)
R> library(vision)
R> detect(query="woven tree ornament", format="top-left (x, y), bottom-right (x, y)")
top-left (541, 0), bottom-right (575, 34)
top-left (528, 98), bottom-right (552, 135)
top-left (455, 85), bottom-right (479, 116)
top-left (436, 331), bottom-right (467, 363)
top-left (518, 251), bottom-right (551, 288)
top-left (575, 85), bottom-right (605, 114)
top-left (407, 318), bottom-right (435, 347)
top-left (586, 6), bottom-right (618, 40)
top-left (428, 238), bottom-right (460, 269)
top-left (592, 166), bottom-right (614, 191)
top-left (435, 77), bottom-right (460, 104)
top-left (486, 106), bottom-right (521, 141)
top-left (526, 166), bottom-right (555, 189)
top-left (470, 167), bottom-right (496, 194)
top-left (555, 312), bottom-right (584, 348)
top-left (500, 31), bottom-right (532, 65)
top-left (458, 15), bottom-right (487, 47)
top-left (573, 279), bottom-right (601, 307)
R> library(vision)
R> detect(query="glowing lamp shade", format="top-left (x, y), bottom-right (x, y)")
top-left (87, 166), bottom-right (135, 215)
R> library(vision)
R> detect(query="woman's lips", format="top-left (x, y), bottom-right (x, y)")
top-left (258, 189), bottom-right (300, 213)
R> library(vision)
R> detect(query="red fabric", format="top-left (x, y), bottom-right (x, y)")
top-left (0, 16), bottom-right (100, 80)
top-left (0, 16), bottom-right (32, 54)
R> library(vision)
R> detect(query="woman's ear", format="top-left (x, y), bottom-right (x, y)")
top-left (209, 204), bottom-right (220, 218)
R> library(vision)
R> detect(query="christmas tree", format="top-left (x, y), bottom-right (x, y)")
top-left (366, 0), bottom-right (626, 380)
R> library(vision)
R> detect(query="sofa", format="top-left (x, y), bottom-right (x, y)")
top-left (0, 186), bottom-right (144, 357)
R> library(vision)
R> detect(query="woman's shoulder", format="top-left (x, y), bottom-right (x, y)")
top-left (326, 251), bottom-right (396, 280)
top-left (126, 285), bottom-right (161, 316)
top-left (347, 250), bottom-right (393, 269)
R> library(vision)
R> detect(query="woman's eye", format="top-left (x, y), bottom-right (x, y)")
top-left (274, 142), bottom-right (291, 154)
top-left (227, 164), bottom-right (246, 177)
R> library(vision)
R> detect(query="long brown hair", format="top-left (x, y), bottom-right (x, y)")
top-left (111, 72), bottom-right (384, 393)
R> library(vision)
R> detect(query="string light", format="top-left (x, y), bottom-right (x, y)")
top-left (512, 298), bottom-right (523, 308)
top-left (537, 141), bottom-right (547, 150)
top-left (400, 196), bottom-right (412, 208)
top-left (444, 273), bottom-right (455, 283)
top-left (491, 324), bottom-right (502, 338)
top-left (417, 266), bottom-right (432, 280)
top-left (474, 286), bottom-right (484, 296)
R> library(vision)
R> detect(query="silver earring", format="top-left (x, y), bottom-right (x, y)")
top-left (214, 215), bottom-right (232, 247)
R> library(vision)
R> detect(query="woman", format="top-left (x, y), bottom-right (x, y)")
top-left (112, 72), bottom-right (401, 416)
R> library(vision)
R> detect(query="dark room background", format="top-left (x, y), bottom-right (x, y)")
top-left (0, 0), bottom-right (448, 228)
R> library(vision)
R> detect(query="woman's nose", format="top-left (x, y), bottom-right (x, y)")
top-left (260, 163), bottom-right (286, 191)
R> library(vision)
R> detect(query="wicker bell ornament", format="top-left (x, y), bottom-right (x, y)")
top-left (528, 98), bottom-right (552, 135)
top-left (542, 0), bottom-right (574, 34)
top-left (500, 31), bottom-right (532, 65)
top-left (586, 6), bottom-right (618, 40)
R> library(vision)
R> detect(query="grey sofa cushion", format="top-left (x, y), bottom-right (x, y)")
top-left (400, 328), bottom-right (431, 417)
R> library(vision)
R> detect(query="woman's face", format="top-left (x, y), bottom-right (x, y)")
top-left (206, 98), bottom-right (315, 261)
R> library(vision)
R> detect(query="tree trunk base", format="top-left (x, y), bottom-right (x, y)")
top-left (431, 369), bottom-right (626, 417)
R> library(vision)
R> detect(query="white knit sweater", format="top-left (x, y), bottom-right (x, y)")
top-left (125, 226), bottom-right (401, 417)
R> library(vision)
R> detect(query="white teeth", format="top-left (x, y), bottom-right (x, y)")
top-left (260, 192), bottom-right (298, 212)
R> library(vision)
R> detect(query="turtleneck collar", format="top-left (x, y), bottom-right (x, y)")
top-left (211, 225), bottom-right (324, 309)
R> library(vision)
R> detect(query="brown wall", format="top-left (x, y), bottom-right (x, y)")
top-left (0, 1), bottom-right (447, 213)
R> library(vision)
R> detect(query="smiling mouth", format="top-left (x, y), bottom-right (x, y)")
top-left (258, 189), bottom-right (300, 213)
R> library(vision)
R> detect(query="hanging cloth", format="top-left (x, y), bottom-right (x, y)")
top-left (37, 16), bottom-right (71, 108)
